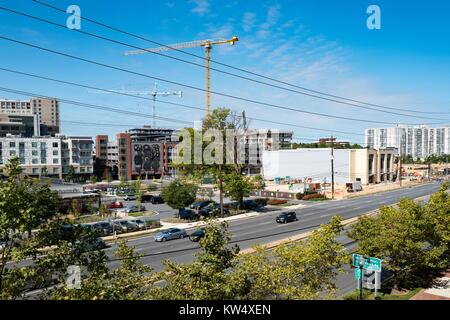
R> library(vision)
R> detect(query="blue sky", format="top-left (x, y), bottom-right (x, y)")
top-left (0, 0), bottom-right (449, 144)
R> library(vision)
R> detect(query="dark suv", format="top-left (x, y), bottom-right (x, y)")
top-left (199, 204), bottom-right (229, 217)
top-left (276, 211), bottom-right (298, 224)
top-left (190, 200), bottom-right (215, 210)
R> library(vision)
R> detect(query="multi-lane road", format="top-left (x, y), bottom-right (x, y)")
top-left (106, 182), bottom-right (442, 278)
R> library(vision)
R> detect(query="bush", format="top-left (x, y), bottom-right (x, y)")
top-left (296, 192), bottom-right (305, 200)
top-left (343, 289), bottom-right (373, 300)
top-left (267, 199), bottom-right (288, 205)
top-left (302, 193), bottom-right (328, 201)
top-left (254, 198), bottom-right (268, 206)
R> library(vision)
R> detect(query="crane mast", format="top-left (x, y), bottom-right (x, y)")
top-left (124, 36), bottom-right (239, 116)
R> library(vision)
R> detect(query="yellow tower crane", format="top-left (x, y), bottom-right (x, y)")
top-left (124, 36), bottom-right (239, 116)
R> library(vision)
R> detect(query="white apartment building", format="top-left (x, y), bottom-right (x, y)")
top-left (365, 125), bottom-right (450, 160)
top-left (0, 134), bottom-right (93, 179)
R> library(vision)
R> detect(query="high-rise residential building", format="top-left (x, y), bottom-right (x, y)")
top-left (0, 97), bottom-right (60, 136)
top-left (365, 125), bottom-right (450, 160)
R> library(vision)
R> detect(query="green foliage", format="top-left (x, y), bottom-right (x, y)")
top-left (254, 198), bottom-right (268, 206)
top-left (89, 175), bottom-right (97, 184)
top-left (224, 172), bottom-right (253, 209)
top-left (161, 179), bottom-right (198, 216)
top-left (64, 166), bottom-right (76, 183)
top-left (348, 184), bottom-right (450, 289)
top-left (234, 216), bottom-right (349, 299)
top-left (147, 183), bottom-right (158, 192)
top-left (48, 241), bottom-right (152, 300)
top-left (292, 142), bottom-right (364, 149)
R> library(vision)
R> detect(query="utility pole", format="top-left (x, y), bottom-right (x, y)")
top-left (446, 156), bottom-right (449, 180)
top-left (331, 136), bottom-right (335, 200)
top-left (428, 161), bottom-right (432, 182)
top-left (398, 148), bottom-right (402, 187)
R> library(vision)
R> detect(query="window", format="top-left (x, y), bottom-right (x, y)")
top-left (53, 168), bottom-right (59, 174)
top-left (80, 167), bottom-right (85, 173)
top-left (9, 142), bottom-right (15, 148)
top-left (10, 150), bottom-right (16, 156)
top-left (32, 159), bottom-right (38, 164)
top-left (53, 158), bottom-right (59, 164)
top-left (32, 168), bottom-right (39, 175)
top-left (53, 150), bottom-right (58, 156)
top-left (32, 150), bottom-right (38, 156)
top-left (53, 142), bottom-right (58, 148)
top-left (32, 142), bottom-right (37, 148)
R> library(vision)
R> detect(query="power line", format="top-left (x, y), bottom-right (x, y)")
top-left (29, 0), bottom-right (450, 116)
top-left (0, 67), bottom-right (367, 137)
top-left (0, 5), bottom-right (446, 120)
top-left (0, 35), bottom-right (445, 127)
top-left (1, 86), bottom-right (367, 144)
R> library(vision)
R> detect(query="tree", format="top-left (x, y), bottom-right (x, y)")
top-left (148, 221), bottom-right (241, 299)
top-left (132, 178), bottom-right (143, 211)
top-left (47, 241), bottom-right (152, 300)
top-left (161, 179), bottom-right (198, 217)
top-left (347, 188), bottom-right (450, 289)
top-left (233, 216), bottom-right (349, 299)
top-left (224, 172), bottom-right (253, 209)
top-left (65, 165), bottom-right (76, 183)
top-left (119, 175), bottom-right (130, 191)
top-left (89, 175), bottom-right (97, 185)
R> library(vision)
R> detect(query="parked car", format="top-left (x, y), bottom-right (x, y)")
top-left (141, 194), bottom-right (154, 203)
top-left (124, 204), bottom-right (146, 214)
top-left (93, 222), bottom-right (114, 236)
top-left (179, 208), bottom-right (200, 220)
top-left (128, 219), bottom-right (147, 230)
top-left (115, 220), bottom-right (140, 233)
top-left (190, 200), bottom-right (215, 210)
top-left (154, 228), bottom-right (187, 242)
top-left (199, 204), bottom-right (229, 217)
top-left (111, 222), bottom-right (125, 234)
top-left (123, 194), bottom-right (136, 201)
top-left (150, 196), bottom-right (164, 204)
top-left (276, 211), bottom-right (298, 224)
top-left (108, 201), bottom-right (124, 209)
top-left (189, 228), bottom-right (206, 242)
top-left (243, 199), bottom-right (263, 210)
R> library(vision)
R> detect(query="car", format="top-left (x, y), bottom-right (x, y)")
top-left (179, 208), bottom-right (200, 220)
top-left (199, 204), bottom-right (229, 217)
top-left (93, 222), bottom-right (114, 235)
top-left (154, 228), bottom-right (187, 242)
top-left (108, 201), bottom-right (124, 209)
top-left (115, 220), bottom-right (140, 233)
top-left (72, 237), bottom-right (107, 254)
top-left (141, 194), bottom-right (154, 203)
top-left (123, 194), bottom-right (136, 201)
top-left (128, 219), bottom-right (147, 230)
top-left (189, 228), bottom-right (206, 242)
top-left (111, 222), bottom-right (125, 234)
top-left (124, 204), bottom-right (146, 214)
top-left (243, 199), bottom-right (263, 210)
top-left (190, 200), bottom-right (215, 210)
top-left (276, 211), bottom-right (298, 224)
top-left (150, 196), bottom-right (164, 204)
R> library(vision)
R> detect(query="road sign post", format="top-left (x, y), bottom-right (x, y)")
top-left (353, 254), bottom-right (382, 300)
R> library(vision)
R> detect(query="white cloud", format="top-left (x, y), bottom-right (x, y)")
top-left (242, 12), bottom-right (256, 32)
top-left (191, 0), bottom-right (210, 16)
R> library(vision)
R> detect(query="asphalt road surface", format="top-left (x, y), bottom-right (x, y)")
top-left (106, 182), bottom-right (442, 276)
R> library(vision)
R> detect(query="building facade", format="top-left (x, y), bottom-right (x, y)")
top-left (0, 98), bottom-right (60, 136)
top-left (366, 125), bottom-right (450, 160)
top-left (262, 148), bottom-right (398, 185)
top-left (0, 134), bottom-right (93, 179)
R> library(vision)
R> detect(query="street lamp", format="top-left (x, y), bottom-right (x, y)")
top-left (359, 257), bottom-right (365, 300)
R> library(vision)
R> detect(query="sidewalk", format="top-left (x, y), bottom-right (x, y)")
top-left (411, 271), bottom-right (450, 300)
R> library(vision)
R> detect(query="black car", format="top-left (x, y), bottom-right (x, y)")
top-left (276, 211), bottom-right (298, 224)
top-left (179, 208), bottom-right (200, 220)
top-left (141, 194), bottom-right (154, 203)
top-left (189, 228), bottom-right (206, 242)
top-left (93, 222), bottom-right (113, 236)
top-left (243, 199), bottom-right (263, 210)
top-left (190, 200), bottom-right (215, 210)
top-left (150, 196), bottom-right (164, 204)
top-left (199, 204), bottom-right (229, 217)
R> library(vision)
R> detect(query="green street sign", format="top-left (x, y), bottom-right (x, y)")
top-left (352, 254), bottom-right (382, 272)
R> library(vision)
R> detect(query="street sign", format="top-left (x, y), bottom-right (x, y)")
top-left (355, 268), bottom-right (362, 280)
top-left (352, 254), bottom-right (382, 272)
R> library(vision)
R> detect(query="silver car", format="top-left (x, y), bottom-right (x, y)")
top-left (154, 228), bottom-right (187, 242)
top-left (128, 219), bottom-right (147, 230)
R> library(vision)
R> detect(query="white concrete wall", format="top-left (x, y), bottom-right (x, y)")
top-left (262, 148), bottom-right (351, 184)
